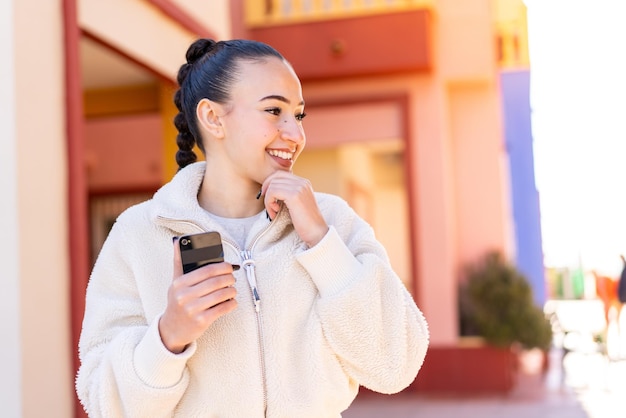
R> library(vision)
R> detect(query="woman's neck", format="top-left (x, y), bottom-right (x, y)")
top-left (197, 169), bottom-right (264, 219)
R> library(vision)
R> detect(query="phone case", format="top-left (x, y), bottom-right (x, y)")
top-left (178, 231), bottom-right (224, 273)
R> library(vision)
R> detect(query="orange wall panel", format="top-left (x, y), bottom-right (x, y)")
top-left (250, 10), bottom-right (431, 80)
top-left (85, 114), bottom-right (163, 192)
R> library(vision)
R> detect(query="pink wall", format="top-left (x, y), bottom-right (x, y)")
top-left (6, 0), bottom-right (74, 415)
top-left (449, 84), bottom-right (512, 266)
top-left (85, 114), bottom-right (163, 192)
top-left (301, 74), bottom-right (511, 346)
top-left (78, 0), bottom-right (512, 352)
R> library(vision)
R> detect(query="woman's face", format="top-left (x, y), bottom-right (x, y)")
top-left (215, 57), bottom-right (306, 186)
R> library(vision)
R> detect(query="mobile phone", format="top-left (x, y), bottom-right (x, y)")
top-left (178, 231), bottom-right (224, 274)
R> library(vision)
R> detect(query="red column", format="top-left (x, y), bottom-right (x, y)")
top-left (62, 0), bottom-right (89, 416)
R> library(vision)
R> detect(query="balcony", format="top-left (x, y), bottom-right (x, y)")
top-left (493, 0), bottom-right (530, 69)
top-left (245, 0), bottom-right (432, 25)
top-left (245, 0), bottom-right (433, 81)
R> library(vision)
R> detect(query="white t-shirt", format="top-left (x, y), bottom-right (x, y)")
top-left (205, 211), bottom-right (263, 249)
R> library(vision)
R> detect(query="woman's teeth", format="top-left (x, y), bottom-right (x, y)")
top-left (268, 150), bottom-right (293, 160)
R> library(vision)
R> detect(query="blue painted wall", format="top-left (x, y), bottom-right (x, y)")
top-left (501, 70), bottom-right (546, 306)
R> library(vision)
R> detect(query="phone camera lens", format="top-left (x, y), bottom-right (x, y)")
top-left (181, 239), bottom-right (189, 246)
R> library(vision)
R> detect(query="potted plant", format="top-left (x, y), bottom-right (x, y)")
top-left (458, 251), bottom-right (553, 388)
top-left (460, 251), bottom-right (552, 350)
top-left (414, 251), bottom-right (553, 395)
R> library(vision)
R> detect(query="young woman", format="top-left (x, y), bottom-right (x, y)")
top-left (76, 38), bottom-right (429, 417)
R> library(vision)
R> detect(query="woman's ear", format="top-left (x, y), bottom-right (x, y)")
top-left (196, 98), bottom-right (225, 139)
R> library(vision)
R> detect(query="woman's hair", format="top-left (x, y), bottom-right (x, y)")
top-left (174, 38), bottom-right (284, 170)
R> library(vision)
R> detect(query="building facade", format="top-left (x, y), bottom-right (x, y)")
top-left (0, 0), bottom-right (537, 416)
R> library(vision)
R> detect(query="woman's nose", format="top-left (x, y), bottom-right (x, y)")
top-left (280, 117), bottom-right (305, 144)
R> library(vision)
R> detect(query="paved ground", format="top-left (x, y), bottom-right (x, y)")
top-left (345, 352), bottom-right (626, 418)
top-left (344, 300), bottom-right (626, 418)
top-left (343, 351), bottom-right (583, 418)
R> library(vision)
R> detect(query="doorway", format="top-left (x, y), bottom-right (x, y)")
top-left (293, 98), bottom-right (412, 288)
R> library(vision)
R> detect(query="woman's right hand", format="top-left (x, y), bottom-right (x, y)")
top-left (158, 240), bottom-right (238, 354)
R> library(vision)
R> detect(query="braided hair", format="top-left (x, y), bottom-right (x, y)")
top-left (174, 38), bottom-right (284, 170)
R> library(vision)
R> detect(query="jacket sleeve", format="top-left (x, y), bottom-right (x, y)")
top-left (296, 199), bottom-right (429, 394)
top-left (75, 216), bottom-right (195, 417)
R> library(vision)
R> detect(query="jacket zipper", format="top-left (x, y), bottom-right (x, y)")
top-left (223, 219), bottom-right (280, 416)
top-left (158, 213), bottom-right (280, 415)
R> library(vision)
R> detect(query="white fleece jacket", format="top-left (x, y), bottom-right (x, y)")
top-left (76, 162), bottom-right (429, 418)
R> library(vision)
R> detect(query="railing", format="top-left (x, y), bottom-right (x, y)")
top-left (494, 3), bottom-right (530, 68)
top-left (246, 0), bottom-right (529, 69)
top-left (496, 28), bottom-right (529, 68)
top-left (245, 0), bottom-right (432, 26)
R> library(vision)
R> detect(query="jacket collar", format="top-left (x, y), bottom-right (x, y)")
top-left (149, 162), bottom-right (208, 233)
top-left (150, 162), bottom-right (292, 242)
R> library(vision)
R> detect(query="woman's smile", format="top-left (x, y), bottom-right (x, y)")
top-left (267, 148), bottom-right (295, 168)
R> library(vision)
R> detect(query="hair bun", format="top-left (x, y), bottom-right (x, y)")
top-left (186, 38), bottom-right (217, 65)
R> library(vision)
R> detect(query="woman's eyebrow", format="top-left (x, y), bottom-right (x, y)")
top-left (260, 95), bottom-right (305, 106)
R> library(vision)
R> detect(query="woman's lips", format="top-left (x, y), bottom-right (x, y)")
top-left (269, 153), bottom-right (293, 168)
top-left (267, 149), bottom-right (294, 168)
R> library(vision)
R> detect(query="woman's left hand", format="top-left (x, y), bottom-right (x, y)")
top-left (261, 171), bottom-right (329, 247)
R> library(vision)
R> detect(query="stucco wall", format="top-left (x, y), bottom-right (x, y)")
top-left (0, 0), bottom-right (21, 416)
top-left (85, 114), bottom-right (163, 191)
top-left (0, 2), bottom-right (514, 412)
top-left (1, 0), bottom-right (74, 417)
top-left (174, 0), bottom-right (231, 39)
top-left (78, 0), bottom-right (232, 82)
top-left (299, 0), bottom-right (514, 345)
top-left (448, 83), bottom-right (513, 266)
top-left (79, 0), bottom-right (198, 80)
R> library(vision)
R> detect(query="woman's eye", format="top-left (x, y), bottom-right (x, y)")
top-left (295, 112), bottom-right (307, 121)
top-left (266, 107), bottom-right (281, 116)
